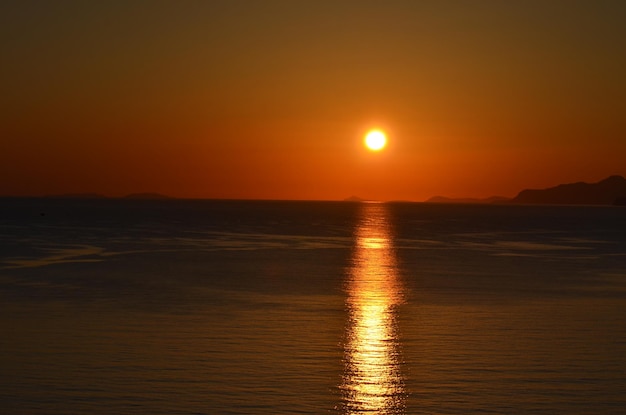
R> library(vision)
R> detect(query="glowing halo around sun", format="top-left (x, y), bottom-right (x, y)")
top-left (364, 130), bottom-right (387, 151)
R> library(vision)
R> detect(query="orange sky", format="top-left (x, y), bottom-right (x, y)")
top-left (2, 1), bottom-right (625, 201)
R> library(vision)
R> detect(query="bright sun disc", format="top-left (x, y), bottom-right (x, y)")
top-left (364, 130), bottom-right (387, 151)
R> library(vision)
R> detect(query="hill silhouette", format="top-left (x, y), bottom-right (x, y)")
top-left (40, 192), bottom-right (173, 200)
top-left (510, 175), bottom-right (626, 205)
top-left (344, 195), bottom-right (367, 202)
top-left (43, 193), bottom-right (107, 199)
top-left (425, 196), bottom-right (510, 204)
top-left (123, 193), bottom-right (172, 200)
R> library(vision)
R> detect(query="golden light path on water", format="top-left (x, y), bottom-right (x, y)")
top-left (341, 203), bottom-right (405, 414)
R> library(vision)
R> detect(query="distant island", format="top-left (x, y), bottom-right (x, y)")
top-left (43, 193), bottom-right (108, 199)
top-left (425, 175), bottom-right (626, 206)
top-left (425, 196), bottom-right (510, 204)
top-left (123, 193), bottom-right (173, 200)
top-left (510, 175), bottom-right (626, 206)
top-left (344, 195), bottom-right (367, 202)
top-left (42, 192), bottom-right (174, 200)
top-left (15, 176), bottom-right (626, 206)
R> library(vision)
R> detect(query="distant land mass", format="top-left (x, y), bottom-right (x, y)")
top-left (41, 193), bottom-right (173, 200)
top-left (43, 193), bottom-right (108, 199)
top-left (123, 193), bottom-right (172, 200)
top-left (510, 175), bottom-right (626, 206)
top-left (344, 195), bottom-right (367, 202)
top-left (15, 176), bottom-right (626, 205)
top-left (423, 175), bottom-right (626, 206)
top-left (425, 196), bottom-right (510, 204)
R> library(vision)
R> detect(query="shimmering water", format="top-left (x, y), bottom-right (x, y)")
top-left (1, 199), bottom-right (625, 414)
top-left (342, 204), bottom-right (404, 414)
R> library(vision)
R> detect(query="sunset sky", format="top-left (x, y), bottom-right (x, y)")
top-left (2, 1), bottom-right (625, 201)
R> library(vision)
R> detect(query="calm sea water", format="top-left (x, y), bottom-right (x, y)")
top-left (1, 199), bottom-right (625, 414)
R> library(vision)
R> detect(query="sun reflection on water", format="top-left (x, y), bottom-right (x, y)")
top-left (341, 203), bottom-right (405, 414)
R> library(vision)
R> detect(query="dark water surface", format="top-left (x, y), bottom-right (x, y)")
top-left (1, 199), bottom-right (625, 414)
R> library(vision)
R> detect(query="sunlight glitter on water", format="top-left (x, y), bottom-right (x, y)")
top-left (342, 203), bottom-right (405, 414)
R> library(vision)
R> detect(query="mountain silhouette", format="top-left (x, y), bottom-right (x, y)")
top-left (44, 193), bottom-right (107, 199)
top-left (123, 193), bottom-right (172, 200)
top-left (425, 196), bottom-right (510, 204)
top-left (344, 195), bottom-right (367, 202)
top-left (510, 175), bottom-right (626, 205)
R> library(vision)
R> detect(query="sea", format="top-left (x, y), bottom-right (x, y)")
top-left (1, 198), bottom-right (625, 414)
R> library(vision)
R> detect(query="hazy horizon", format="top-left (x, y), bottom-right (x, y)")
top-left (2, 173), bottom-right (624, 205)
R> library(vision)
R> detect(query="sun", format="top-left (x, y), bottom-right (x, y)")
top-left (364, 130), bottom-right (387, 151)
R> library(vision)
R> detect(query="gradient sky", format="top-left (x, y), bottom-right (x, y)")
top-left (2, 0), bottom-right (625, 201)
